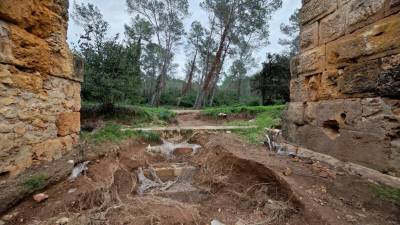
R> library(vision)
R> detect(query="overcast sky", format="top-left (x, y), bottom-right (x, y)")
top-left (67, 0), bottom-right (301, 78)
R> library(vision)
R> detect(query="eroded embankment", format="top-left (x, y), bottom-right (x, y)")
top-left (1, 134), bottom-right (305, 225)
top-left (1, 132), bottom-right (399, 225)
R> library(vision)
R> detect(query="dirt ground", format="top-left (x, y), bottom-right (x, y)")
top-left (1, 113), bottom-right (399, 225)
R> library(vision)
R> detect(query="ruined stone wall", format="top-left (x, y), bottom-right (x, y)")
top-left (0, 0), bottom-right (82, 178)
top-left (283, 0), bottom-right (400, 175)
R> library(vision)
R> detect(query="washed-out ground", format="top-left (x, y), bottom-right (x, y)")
top-left (1, 110), bottom-right (399, 225)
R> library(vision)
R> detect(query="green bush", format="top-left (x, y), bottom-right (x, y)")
top-left (374, 186), bottom-right (400, 205)
top-left (22, 172), bottom-right (49, 190)
top-left (81, 123), bottom-right (137, 143)
top-left (81, 102), bottom-right (176, 125)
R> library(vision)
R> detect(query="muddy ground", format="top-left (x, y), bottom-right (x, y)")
top-left (1, 112), bottom-right (399, 225)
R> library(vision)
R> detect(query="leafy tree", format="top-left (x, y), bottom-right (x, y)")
top-left (126, 0), bottom-right (189, 106)
top-left (251, 53), bottom-right (290, 105)
top-left (279, 9), bottom-right (300, 56)
top-left (194, 0), bottom-right (283, 108)
top-left (72, 2), bottom-right (141, 105)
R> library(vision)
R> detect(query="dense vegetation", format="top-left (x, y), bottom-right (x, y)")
top-left (71, 0), bottom-right (299, 108)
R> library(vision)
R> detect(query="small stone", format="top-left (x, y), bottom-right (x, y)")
top-left (56, 217), bottom-right (69, 225)
top-left (2, 212), bottom-right (18, 221)
top-left (14, 127), bottom-right (26, 135)
top-left (67, 160), bottom-right (74, 164)
top-left (0, 220), bottom-right (5, 225)
top-left (0, 97), bottom-right (15, 106)
top-left (68, 188), bottom-right (77, 194)
top-left (345, 215), bottom-right (357, 222)
top-left (33, 193), bottom-right (49, 202)
top-left (283, 167), bottom-right (293, 176)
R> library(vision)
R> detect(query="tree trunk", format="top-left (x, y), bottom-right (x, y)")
top-left (151, 60), bottom-right (168, 106)
top-left (194, 25), bottom-right (229, 109)
top-left (181, 51), bottom-right (197, 96)
top-left (237, 75), bottom-right (242, 102)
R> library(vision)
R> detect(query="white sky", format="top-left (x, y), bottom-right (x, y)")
top-left (67, 0), bottom-right (301, 78)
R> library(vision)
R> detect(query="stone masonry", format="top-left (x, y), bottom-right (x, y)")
top-left (0, 0), bottom-right (82, 178)
top-left (283, 0), bottom-right (400, 176)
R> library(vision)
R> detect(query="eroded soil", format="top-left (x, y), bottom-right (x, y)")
top-left (1, 112), bottom-right (399, 225)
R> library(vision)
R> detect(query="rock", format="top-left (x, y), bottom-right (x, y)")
top-left (33, 193), bottom-right (49, 202)
top-left (0, 220), bottom-right (4, 225)
top-left (211, 219), bottom-right (225, 225)
top-left (283, 167), bottom-right (293, 176)
top-left (173, 147), bottom-right (193, 156)
top-left (2, 212), bottom-right (19, 221)
top-left (56, 112), bottom-right (81, 137)
top-left (56, 217), bottom-right (69, 225)
top-left (235, 220), bottom-right (246, 225)
top-left (218, 113), bottom-right (228, 119)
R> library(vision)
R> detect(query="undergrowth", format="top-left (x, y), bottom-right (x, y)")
top-left (373, 185), bottom-right (400, 205)
top-left (81, 123), bottom-right (161, 144)
top-left (203, 105), bottom-right (285, 144)
top-left (81, 102), bottom-right (176, 126)
top-left (22, 172), bottom-right (49, 191)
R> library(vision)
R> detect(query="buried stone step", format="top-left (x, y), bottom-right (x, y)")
top-left (143, 163), bottom-right (197, 182)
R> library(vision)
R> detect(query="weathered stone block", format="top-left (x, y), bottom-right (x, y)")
top-left (56, 112), bottom-right (80, 137)
top-left (295, 46), bottom-right (326, 77)
top-left (285, 102), bottom-right (305, 125)
top-left (338, 60), bottom-right (381, 96)
top-left (345, 0), bottom-right (386, 33)
top-left (0, 0), bottom-right (67, 39)
top-left (300, 22), bottom-right (319, 51)
top-left (32, 138), bottom-right (64, 161)
top-left (290, 77), bottom-right (306, 102)
top-left (326, 13), bottom-right (400, 69)
top-left (300, 0), bottom-right (337, 25)
top-left (319, 6), bottom-right (346, 43)
top-left (386, 0), bottom-right (400, 16)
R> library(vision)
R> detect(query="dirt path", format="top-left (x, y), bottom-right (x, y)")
top-left (174, 109), bottom-right (219, 127)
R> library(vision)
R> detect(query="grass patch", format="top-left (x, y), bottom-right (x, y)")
top-left (202, 105), bottom-right (285, 118)
top-left (202, 105), bottom-right (285, 144)
top-left (135, 130), bottom-right (162, 143)
top-left (81, 102), bottom-right (176, 126)
top-left (22, 172), bottom-right (49, 191)
top-left (373, 185), bottom-right (400, 205)
top-left (81, 123), bottom-right (161, 144)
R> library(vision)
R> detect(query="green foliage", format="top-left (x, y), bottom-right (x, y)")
top-left (251, 53), bottom-right (291, 105)
top-left (279, 9), bottom-right (300, 56)
top-left (373, 186), bottom-right (400, 205)
top-left (81, 123), bottom-right (162, 144)
top-left (22, 173), bottom-right (49, 191)
top-left (73, 3), bottom-right (142, 105)
top-left (135, 131), bottom-right (162, 143)
top-left (203, 105), bottom-right (285, 143)
top-left (81, 102), bottom-right (176, 126)
top-left (81, 123), bottom-right (137, 143)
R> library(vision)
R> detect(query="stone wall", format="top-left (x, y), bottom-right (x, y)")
top-left (0, 0), bottom-right (82, 178)
top-left (283, 0), bottom-right (400, 176)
